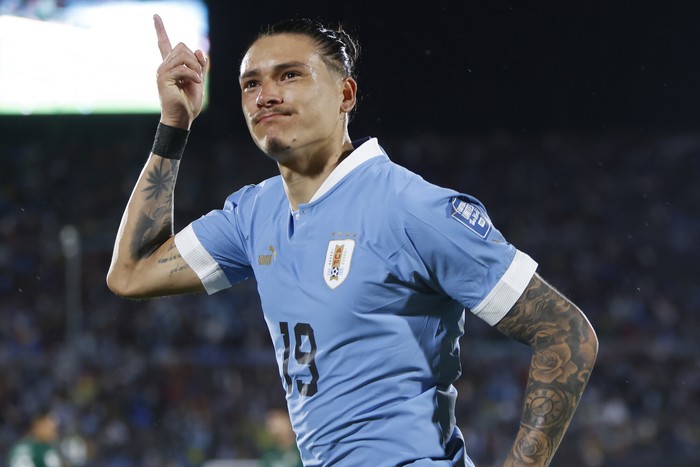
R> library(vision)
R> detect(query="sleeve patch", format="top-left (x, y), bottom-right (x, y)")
top-left (451, 197), bottom-right (492, 239)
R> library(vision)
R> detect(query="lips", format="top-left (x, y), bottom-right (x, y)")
top-left (253, 111), bottom-right (291, 124)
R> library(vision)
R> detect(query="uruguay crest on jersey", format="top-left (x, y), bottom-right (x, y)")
top-left (324, 239), bottom-right (355, 289)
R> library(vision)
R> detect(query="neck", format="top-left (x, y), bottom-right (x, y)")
top-left (278, 135), bottom-right (354, 210)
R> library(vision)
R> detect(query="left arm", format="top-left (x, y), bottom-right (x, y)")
top-left (495, 273), bottom-right (598, 466)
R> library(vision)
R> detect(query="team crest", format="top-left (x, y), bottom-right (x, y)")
top-left (323, 239), bottom-right (355, 289)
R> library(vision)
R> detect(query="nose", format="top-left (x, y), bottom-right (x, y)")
top-left (256, 81), bottom-right (283, 108)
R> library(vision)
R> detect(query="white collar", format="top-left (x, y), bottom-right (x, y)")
top-left (282, 137), bottom-right (385, 208)
top-left (309, 137), bottom-right (384, 203)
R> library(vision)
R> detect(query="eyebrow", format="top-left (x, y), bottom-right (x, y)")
top-left (239, 61), bottom-right (309, 82)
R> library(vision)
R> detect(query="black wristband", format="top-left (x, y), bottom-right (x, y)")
top-left (151, 123), bottom-right (190, 160)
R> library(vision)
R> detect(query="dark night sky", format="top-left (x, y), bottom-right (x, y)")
top-left (199, 0), bottom-right (700, 137)
top-left (2, 1), bottom-right (699, 140)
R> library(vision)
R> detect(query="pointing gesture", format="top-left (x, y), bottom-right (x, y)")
top-left (154, 14), bottom-right (208, 129)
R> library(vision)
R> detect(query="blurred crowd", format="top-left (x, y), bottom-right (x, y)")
top-left (1, 122), bottom-right (698, 466)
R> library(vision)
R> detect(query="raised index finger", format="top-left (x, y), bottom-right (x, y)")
top-left (153, 14), bottom-right (172, 60)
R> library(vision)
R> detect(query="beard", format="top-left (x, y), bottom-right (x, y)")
top-left (256, 133), bottom-right (332, 177)
top-left (249, 118), bottom-right (295, 162)
top-left (262, 135), bottom-right (294, 159)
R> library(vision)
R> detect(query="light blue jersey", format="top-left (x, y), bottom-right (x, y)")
top-left (175, 137), bottom-right (537, 466)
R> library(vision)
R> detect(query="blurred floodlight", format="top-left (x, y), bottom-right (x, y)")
top-left (0, 0), bottom-right (209, 115)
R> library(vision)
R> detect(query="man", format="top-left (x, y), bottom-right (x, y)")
top-left (260, 408), bottom-right (304, 467)
top-left (107, 15), bottom-right (598, 466)
top-left (7, 407), bottom-right (63, 467)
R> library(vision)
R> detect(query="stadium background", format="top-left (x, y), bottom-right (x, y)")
top-left (1, 1), bottom-right (699, 466)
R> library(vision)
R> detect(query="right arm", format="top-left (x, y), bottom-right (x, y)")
top-left (107, 154), bottom-right (202, 298)
top-left (106, 14), bottom-right (208, 298)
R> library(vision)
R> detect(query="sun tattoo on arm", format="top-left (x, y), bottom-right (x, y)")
top-left (143, 158), bottom-right (176, 200)
top-left (130, 158), bottom-right (180, 259)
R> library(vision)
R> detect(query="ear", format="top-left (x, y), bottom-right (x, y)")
top-left (340, 77), bottom-right (357, 114)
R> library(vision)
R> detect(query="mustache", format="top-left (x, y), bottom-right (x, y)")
top-left (252, 107), bottom-right (293, 124)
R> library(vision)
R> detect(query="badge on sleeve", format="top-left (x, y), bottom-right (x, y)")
top-left (324, 239), bottom-right (355, 289)
top-left (451, 197), bottom-right (492, 239)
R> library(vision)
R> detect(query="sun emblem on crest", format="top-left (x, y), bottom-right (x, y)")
top-left (324, 239), bottom-right (355, 289)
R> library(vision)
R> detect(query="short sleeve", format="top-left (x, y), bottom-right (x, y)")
top-left (400, 182), bottom-right (537, 325)
top-left (174, 187), bottom-right (254, 294)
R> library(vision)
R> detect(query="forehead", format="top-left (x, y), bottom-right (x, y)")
top-left (240, 34), bottom-right (323, 76)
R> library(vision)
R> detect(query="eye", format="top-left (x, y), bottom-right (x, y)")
top-left (282, 71), bottom-right (301, 80)
top-left (242, 80), bottom-right (259, 90)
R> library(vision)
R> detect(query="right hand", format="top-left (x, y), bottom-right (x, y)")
top-left (154, 14), bottom-right (208, 129)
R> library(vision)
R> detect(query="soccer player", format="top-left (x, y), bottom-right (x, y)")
top-left (107, 15), bottom-right (598, 466)
top-left (7, 407), bottom-right (63, 467)
top-left (260, 408), bottom-right (303, 467)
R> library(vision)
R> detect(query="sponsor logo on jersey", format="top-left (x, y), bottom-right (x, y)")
top-left (258, 245), bottom-right (277, 265)
top-left (451, 197), bottom-right (492, 238)
top-left (324, 239), bottom-right (355, 289)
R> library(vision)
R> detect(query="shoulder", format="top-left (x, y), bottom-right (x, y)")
top-left (353, 155), bottom-right (428, 203)
top-left (385, 165), bottom-right (460, 222)
top-left (379, 162), bottom-right (499, 245)
top-left (195, 175), bottom-right (286, 236)
top-left (377, 156), bottom-right (489, 227)
top-left (354, 153), bottom-right (479, 229)
top-left (223, 175), bottom-right (286, 211)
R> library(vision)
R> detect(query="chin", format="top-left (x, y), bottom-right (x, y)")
top-left (259, 136), bottom-right (294, 160)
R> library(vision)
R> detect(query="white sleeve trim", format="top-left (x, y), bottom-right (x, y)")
top-left (471, 250), bottom-right (538, 326)
top-left (174, 224), bottom-right (231, 295)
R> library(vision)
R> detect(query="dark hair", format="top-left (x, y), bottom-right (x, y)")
top-left (254, 18), bottom-right (360, 80)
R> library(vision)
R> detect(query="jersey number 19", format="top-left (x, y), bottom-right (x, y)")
top-left (280, 322), bottom-right (319, 397)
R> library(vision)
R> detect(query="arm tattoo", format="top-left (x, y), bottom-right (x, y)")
top-left (156, 242), bottom-right (181, 264)
top-left (496, 274), bottom-right (598, 466)
top-left (143, 159), bottom-right (176, 200)
top-left (157, 242), bottom-right (189, 277)
top-left (130, 158), bottom-right (180, 259)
